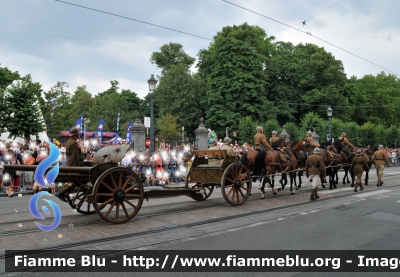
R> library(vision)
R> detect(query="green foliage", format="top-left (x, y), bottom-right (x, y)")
top-left (263, 119), bottom-right (281, 139)
top-left (2, 77), bottom-right (45, 139)
top-left (156, 113), bottom-right (181, 139)
top-left (284, 122), bottom-right (301, 141)
top-left (0, 64), bottom-right (21, 90)
top-left (150, 43), bottom-right (195, 73)
top-left (154, 64), bottom-right (207, 134)
top-left (358, 122), bottom-right (375, 147)
top-left (329, 118), bottom-right (344, 140)
top-left (238, 116), bottom-right (257, 146)
top-left (299, 112), bottom-right (327, 138)
top-left (342, 122), bottom-right (360, 146)
top-left (204, 36), bottom-right (274, 131)
top-left (384, 125), bottom-right (399, 148)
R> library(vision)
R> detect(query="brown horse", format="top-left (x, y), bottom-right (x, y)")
top-left (253, 139), bottom-right (306, 198)
top-left (240, 139), bottom-right (286, 174)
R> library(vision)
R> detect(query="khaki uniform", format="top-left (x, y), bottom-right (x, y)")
top-left (371, 149), bottom-right (390, 185)
top-left (349, 155), bottom-right (369, 188)
top-left (305, 136), bottom-right (319, 147)
top-left (208, 145), bottom-right (222, 165)
top-left (254, 133), bottom-right (272, 151)
top-left (220, 144), bottom-right (235, 156)
top-left (66, 138), bottom-right (82, 166)
top-left (342, 137), bottom-right (356, 151)
top-left (305, 153), bottom-right (326, 189)
top-left (269, 135), bottom-right (279, 146)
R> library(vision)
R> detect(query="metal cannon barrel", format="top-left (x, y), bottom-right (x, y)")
top-left (3, 164), bottom-right (92, 174)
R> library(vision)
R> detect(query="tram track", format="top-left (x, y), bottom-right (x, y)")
top-left (1, 173), bottom-right (399, 237)
top-left (2, 181), bottom-right (399, 260)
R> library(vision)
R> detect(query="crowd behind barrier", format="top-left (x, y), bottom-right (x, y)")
top-left (1, 136), bottom-right (399, 197)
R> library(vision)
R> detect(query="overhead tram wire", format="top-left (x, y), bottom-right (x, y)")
top-left (270, 101), bottom-right (398, 109)
top-left (54, 0), bottom-right (212, 41)
top-left (270, 0), bottom-right (345, 35)
top-left (0, 31), bottom-right (203, 48)
top-left (222, 0), bottom-right (400, 77)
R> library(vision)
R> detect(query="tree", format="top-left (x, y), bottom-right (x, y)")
top-left (0, 64), bottom-right (21, 90)
top-left (2, 77), bottom-right (45, 139)
top-left (154, 64), bottom-right (207, 134)
top-left (384, 125), bottom-right (399, 148)
top-left (204, 36), bottom-right (275, 131)
top-left (42, 81), bottom-right (73, 138)
top-left (238, 116), bottom-right (258, 146)
top-left (263, 119), bottom-right (281, 139)
top-left (156, 113), bottom-right (181, 139)
top-left (358, 122), bottom-right (375, 147)
top-left (299, 112), bottom-right (327, 137)
top-left (150, 43), bottom-right (195, 73)
top-left (284, 122), bottom-right (301, 141)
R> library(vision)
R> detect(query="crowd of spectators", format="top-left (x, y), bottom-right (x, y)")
top-left (3, 133), bottom-right (398, 195)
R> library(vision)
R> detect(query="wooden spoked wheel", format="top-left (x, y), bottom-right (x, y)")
top-left (221, 163), bottom-right (252, 206)
top-left (190, 183), bottom-right (214, 201)
top-left (66, 185), bottom-right (96, 215)
top-left (93, 168), bottom-right (144, 224)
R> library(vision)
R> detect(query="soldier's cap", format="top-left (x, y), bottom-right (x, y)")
top-left (306, 131), bottom-right (312, 136)
top-left (341, 132), bottom-right (347, 137)
top-left (272, 130), bottom-right (277, 135)
top-left (356, 150), bottom-right (361, 155)
top-left (378, 145), bottom-right (384, 150)
top-left (313, 147), bottom-right (321, 154)
top-left (223, 137), bottom-right (232, 144)
top-left (69, 127), bottom-right (80, 137)
top-left (209, 139), bottom-right (218, 146)
top-left (256, 126), bottom-right (263, 132)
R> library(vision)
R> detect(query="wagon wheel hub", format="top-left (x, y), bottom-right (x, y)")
top-left (234, 179), bottom-right (242, 189)
top-left (113, 189), bottom-right (126, 203)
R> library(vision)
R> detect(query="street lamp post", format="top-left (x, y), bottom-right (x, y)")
top-left (327, 105), bottom-right (333, 142)
top-left (226, 127), bottom-right (230, 138)
top-left (182, 126), bottom-right (184, 145)
top-left (147, 74), bottom-right (157, 155)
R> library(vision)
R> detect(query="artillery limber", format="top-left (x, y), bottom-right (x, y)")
top-left (5, 146), bottom-right (252, 224)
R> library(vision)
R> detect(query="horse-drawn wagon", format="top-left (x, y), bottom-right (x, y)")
top-left (4, 146), bottom-right (252, 224)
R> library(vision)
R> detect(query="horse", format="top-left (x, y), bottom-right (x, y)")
top-left (344, 144), bottom-right (378, 186)
top-left (240, 138), bottom-right (286, 179)
top-left (253, 139), bottom-right (305, 198)
top-left (318, 140), bottom-right (345, 189)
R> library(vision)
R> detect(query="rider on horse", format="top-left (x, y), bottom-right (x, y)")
top-left (340, 132), bottom-right (356, 155)
top-left (254, 126), bottom-right (272, 151)
top-left (305, 131), bottom-right (320, 154)
top-left (269, 131), bottom-right (279, 145)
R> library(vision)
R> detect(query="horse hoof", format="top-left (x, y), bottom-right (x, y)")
top-left (260, 193), bottom-right (264, 199)
top-left (291, 191), bottom-right (295, 195)
top-left (329, 186), bottom-right (333, 190)
top-left (298, 185), bottom-right (301, 189)
top-left (347, 181), bottom-right (350, 184)
top-left (295, 187), bottom-right (299, 190)
top-left (321, 184), bottom-right (326, 188)
top-left (273, 192), bottom-right (277, 195)
top-left (350, 184), bottom-right (354, 187)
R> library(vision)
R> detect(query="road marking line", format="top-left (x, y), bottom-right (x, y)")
top-left (353, 189), bottom-right (391, 198)
top-left (318, 187), bottom-right (353, 194)
top-left (396, 200), bottom-right (400, 203)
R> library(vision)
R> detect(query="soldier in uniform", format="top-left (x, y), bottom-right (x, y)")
top-left (371, 145), bottom-right (390, 186)
top-left (341, 132), bottom-right (356, 152)
top-left (254, 126), bottom-right (272, 151)
top-left (207, 139), bottom-right (221, 166)
top-left (221, 137), bottom-right (235, 156)
top-left (269, 131), bottom-right (279, 146)
top-left (349, 150), bottom-right (369, 192)
top-left (305, 131), bottom-right (320, 154)
top-left (305, 147), bottom-right (326, 201)
top-left (55, 127), bottom-right (83, 202)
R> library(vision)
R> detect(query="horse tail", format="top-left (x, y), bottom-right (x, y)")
top-left (240, 152), bottom-right (247, 165)
top-left (254, 150), bottom-right (267, 176)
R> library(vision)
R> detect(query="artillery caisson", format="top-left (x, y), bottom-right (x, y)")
top-left (5, 146), bottom-right (251, 224)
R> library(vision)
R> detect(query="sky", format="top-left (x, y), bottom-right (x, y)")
top-left (1, 0), bottom-right (399, 99)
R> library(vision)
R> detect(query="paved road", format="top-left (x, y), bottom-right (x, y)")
top-left (1, 167), bottom-right (400, 277)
